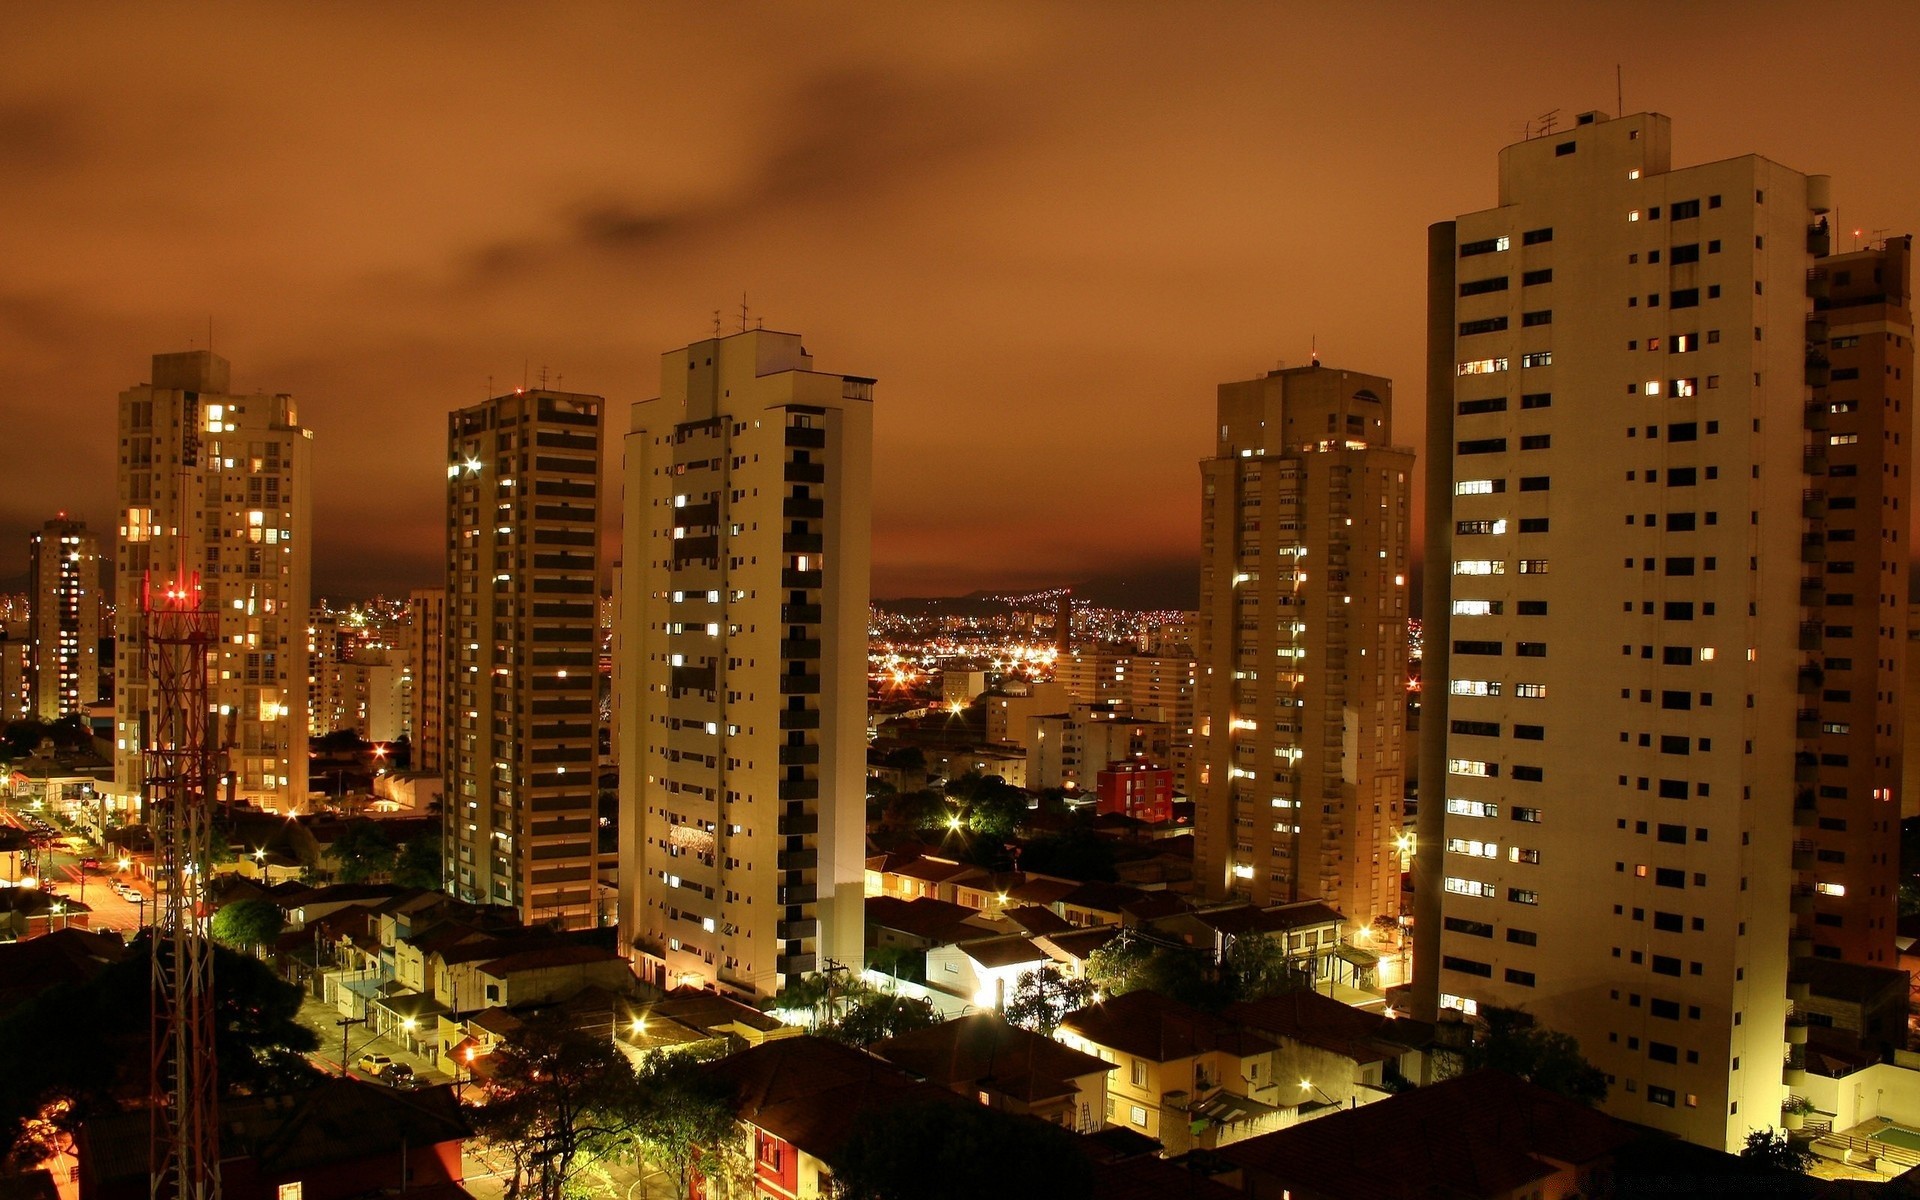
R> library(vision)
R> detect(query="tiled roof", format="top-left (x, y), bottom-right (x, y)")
top-left (888, 856), bottom-right (976, 885)
top-left (1006, 877), bottom-right (1079, 907)
top-left (701, 1035), bottom-right (961, 1161)
top-left (1037, 925), bottom-right (1121, 962)
top-left (1060, 989), bottom-right (1263, 1063)
top-left (863, 895), bottom-right (989, 943)
top-left (1224, 991), bottom-right (1400, 1064)
top-left (872, 1012), bottom-right (1111, 1101)
top-left (1000, 904), bottom-right (1073, 937)
top-left (1056, 881), bottom-right (1152, 914)
top-left (476, 943), bottom-right (623, 977)
top-left (957, 934), bottom-right (1050, 970)
top-left (1219, 1070), bottom-right (1642, 1199)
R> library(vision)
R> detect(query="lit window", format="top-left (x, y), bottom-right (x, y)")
top-left (1454, 560), bottom-right (1505, 576)
top-left (1458, 358), bottom-right (1509, 376)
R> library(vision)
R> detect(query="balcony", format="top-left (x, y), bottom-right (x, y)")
top-left (1805, 354), bottom-right (1831, 388)
top-left (1795, 710), bottom-right (1820, 739)
top-left (781, 603), bottom-right (822, 624)
top-left (1807, 267), bottom-right (1830, 301)
top-left (780, 638), bottom-right (822, 660)
top-left (778, 778), bottom-right (820, 801)
top-left (1792, 840), bottom-right (1816, 871)
top-left (1799, 576), bottom-right (1824, 606)
top-left (1802, 490), bottom-right (1827, 520)
top-left (781, 569), bottom-right (823, 590)
top-left (1803, 404), bottom-right (1828, 432)
top-left (783, 497), bottom-right (824, 519)
top-left (777, 953), bottom-right (818, 975)
top-left (1803, 448), bottom-right (1828, 476)
top-left (779, 674), bottom-right (821, 696)
top-left (784, 426), bottom-right (826, 450)
top-left (1793, 753), bottom-right (1818, 784)
top-left (778, 917), bottom-right (819, 940)
top-left (778, 708), bottom-right (820, 730)
top-left (1791, 885), bottom-right (1816, 916)
top-left (783, 531), bottom-right (824, 555)
top-left (780, 811), bottom-right (819, 836)
top-left (777, 885), bottom-right (818, 906)
top-left (778, 743), bottom-right (820, 767)
top-left (1797, 622), bottom-right (1823, 652)
top-left (777, 849), bottom-right (818, 872)
top-left (1806, 315), bottom-right (1829, 346)
top-left (1808, 220), bottom-right (1831, 257)
top-left (784, 461), bottom-right (825, 484)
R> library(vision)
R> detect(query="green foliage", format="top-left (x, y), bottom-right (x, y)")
top-left (865, 945), bottom-right (923, 985)
top-left (631, 1052), bottom-right (747, 1200)
top-left (879, 789), bottom-right (948, 833)
top-left (1223, 932), bottom-right (1307, 1001)
top-left (1739, 1128), bottom-right (1813, 1173)
top-left (1086, 934), bottom-right (1227, 1010)
top-left (1017, 826), bottom-right (1117, 883)
top-left (947, 773), bottom-right (1028, 840)
top-left (0, 934), bottom-right (320, 1171)
top-left (391, 835), bottom-right (442, 889)
top-left (329, 819), bottom-right (396, 882)
top-left (465, 1012), bottom-right (641, 1200)
top-left (819, 991), bottom-right (940, 1049)
top-left (832, 1098), bottom-right (1092, 1200)
top-left (211, 898), bottom-right (285, 952)
top-left (1002, 966), bottom-right (1095, 1037)
top-left (1459, 1006), bottom-right (1608, 1106)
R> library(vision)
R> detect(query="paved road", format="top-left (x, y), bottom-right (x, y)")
top-left (1, 802), bottom-right (151, 932)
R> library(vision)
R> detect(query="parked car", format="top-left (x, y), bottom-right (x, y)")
top-left (80, 857), bottom-right (102, 871)
top-left (385, 1062), bottom-right (418, 1088)
top-left (356, 1053), bottom-right (394, 1077)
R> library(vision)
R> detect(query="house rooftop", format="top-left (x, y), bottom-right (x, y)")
top-left (1218, 1070), bottom-right (1642, 1200)
top-left (1060, 989), bottom-right (1264, 1063)
top-left (864, 895), bottom-right (993, 943)
top-left (700, 1035), bottom-right (961, 1163)
top-left (873, 1012), bottom-right (1112, 1104)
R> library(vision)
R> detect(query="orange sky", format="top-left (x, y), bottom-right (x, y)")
top-left (3, 1), bottom-right (1916, 599)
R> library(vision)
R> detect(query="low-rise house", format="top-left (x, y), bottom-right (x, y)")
top-left (1155, 901), bottom-right (1352, 988)
top-left (873, 1012), bottom-right (1113, 1132)
top-left (471, 943), bottom-right (630, 1007)
top-left (1217, 1070), bottom-right (1642, 1200)
top-left (0, 885), bottom-right (91, 940)
top-left (1035, 925), bottom-right (1123, 979)
top-left (864, 895), bottom-right (997, 953)
top-left (925, 934), bottom-right (1053, 1012)
top-left (0, 927), bottom-right (124, 1015)
top-left (1223, 990), bottom-right (1429, 1108)
top-left (1056, 989), bottom-right (1284, 1154)
top-left (878, 854), bottom-right (977, 902)
top-left (698, 1035), bottom-right (963, 1199)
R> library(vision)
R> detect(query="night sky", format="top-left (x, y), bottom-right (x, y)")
top-left (4, 2), bottom-right (1917, 600)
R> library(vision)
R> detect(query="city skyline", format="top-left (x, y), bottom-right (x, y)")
top-left (4, 3), bottom-right (1919, 598)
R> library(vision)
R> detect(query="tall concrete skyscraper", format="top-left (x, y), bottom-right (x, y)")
top-left (616, 328), bottom-right (871, 999)
top-left (1193, 364), bottom-right (1412, 930)
top-left (443, 390), bottom-right (603, 927)
top-left (1416, 112), bottom-right (1905, 1150)
top-left (28, 515), bottom-right (101, 719)
top-left (407, 587), bottom-right (447, 774)
top-left (112, 351), bottom-right (311, 816)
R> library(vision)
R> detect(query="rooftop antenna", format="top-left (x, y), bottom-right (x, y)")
top-left (1310, 334), bottom-right (1319, 366)
top-left (740, 291), bottom-right (749, 333)
top-left (1536, 108), bottom-right (1560, 137)
top-left (712, 310), bottom-right (722, 338)
top-left (1616, 65), bottom-right (1624, 117)
top-left (538, 364), bottom-right (549, 389)
top-left (522, 359), bottom-right (529, 391)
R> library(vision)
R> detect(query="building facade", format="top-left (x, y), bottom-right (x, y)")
top-left (28, 516), bottom-right (101, 720)
top-left (112, 351), bottom-right (311, 814)
top-left (616, 328), bottom-right (871, 999)
top-left (408, 587), bottom-right (447, 772)
top-left (1193, 362), bottom-right (1412, 931)
top-left (443, 390), bottom-right (603, 927)
top-left (1418, 111), bottom-right (1884, 1149)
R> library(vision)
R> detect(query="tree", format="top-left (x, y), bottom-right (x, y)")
top-left (464, 1013), bottom-right (640, 1200)
top-left (1740, 1129), bottom-right (1813, 1173)
top-left (1223, 932), bottom-right (1305, 1001)
top-left (391, 835), bottom-right (442, 889)
top-left (211, 898), bottom-right (285, 954)
top-left (832, 1098), bottom-right (1092, 1200)
top-left (1458, 1006), bottom-right (1608, 1106)
top-left (880, 789), bottom-right (947, 833)
top-left (328, 820), bottom-right (396, 882)
top-left (1086, 934), bottom-right (1225, 1010)
top-left (866, 944), bottom-right (922, 987)
top-left (631, 1051), bottom-right (746, 1200)
top-left (820, 991), bottom-right (940, 1049)
top-left (1016, 826), bottom-right (1117, 883)
top-left (1003, 966), bottom-right (1094, 1037)
top-left (0, 934), bottom-right (320, 1171)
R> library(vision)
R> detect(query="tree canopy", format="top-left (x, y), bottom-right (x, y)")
top-left (1458, 1006), bottom-right (1608, 1106)
top-left (1739, 1128), bottom-right (1813, 1174)
top-left (391, 834), bottom-right (441, 889)
top-left (211, 898), bottom-right (285, 953)
top-left (465, 1012), bottom-right (642, 1200)
top-left (0, 934), bottom-right (319, 1171)
top-left (1002, 966), bottom-right (1094, 1037)
top-left (328, 819), bottom-right (396, 882)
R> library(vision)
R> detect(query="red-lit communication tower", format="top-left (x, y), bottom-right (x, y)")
top-left (144, 571), bottom-right (221, 1200)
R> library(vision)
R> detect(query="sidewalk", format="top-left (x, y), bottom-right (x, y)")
top-left (295, 991), bottom-right (450, 1085)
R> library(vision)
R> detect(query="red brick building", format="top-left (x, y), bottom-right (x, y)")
top-left (1095, 757), bottom-right (1174, 824)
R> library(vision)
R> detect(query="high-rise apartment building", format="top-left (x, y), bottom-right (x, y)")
top-left (616, 328), bottom-right (871, 999)
top-left (1193, 363), bottom-right (1412, 931)
top-left (1801, 238), bottom-right (1911, 966)
top-left (112, 351), bottom-right (311, 815)
top-left (443, 390), bottom-right (603, 927)
top-left (1415, 112), bottom-right (1901, 1150)
top-left (408, 587), bottom-right (447, 772)
top-left (28, 516), bottom-right (101, 719)
top-left (1056, 649), bottom-right (1198, 791)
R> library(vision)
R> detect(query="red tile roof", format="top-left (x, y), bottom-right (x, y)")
top-left (1060, 989), bottom-right (1265, 1063)
top-left (1223, 991), bottom-right (1402, 1064)
top-left (872, 1012), bottom-right (1111, 1103)
top-left (1219, 1070), bottom-right (1643, 1200)
top-left (863, 895), bottom-right (986, 943)
top-left (475, 943), bottom-right (623, 978)
top-left (701, 1035), bottom-right (962, 1161)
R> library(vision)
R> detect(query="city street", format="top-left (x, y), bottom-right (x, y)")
top-left (0, 802), bottom-right (150, 933)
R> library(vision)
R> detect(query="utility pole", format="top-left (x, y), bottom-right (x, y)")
top-left (337, 1015), bottom-right (368, 1075)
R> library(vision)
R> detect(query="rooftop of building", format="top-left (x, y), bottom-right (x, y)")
top-left (863, 895), bottom-right (993, 943)
top-left (1060, 989), bottom-right (1265, 1063)
top-left (700, 1035), bottom-right (961, 1162)
top-left (956, 934), bottom-right (1050, 970)
top-left (873, 1012), bottom-right (1112, 1104)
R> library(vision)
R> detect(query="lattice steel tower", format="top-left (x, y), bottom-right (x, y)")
top-left (145, 571), bottom-right (221, 1200)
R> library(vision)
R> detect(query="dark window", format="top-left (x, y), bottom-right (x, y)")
top-left (1650, 999), bottom-right (1680, 1019)
top-left (1512, 765), bottom-right (1544, 782)
top-left (1443, 955), bottom-right (1493, 977)
top-left (1668, 422), bottom-right (1697, 442)
top-left (1651, 955), bottom-right (1682, 976)
top-left (1655, 868), bottom-right (1686, 889)
top-left (1660, 735), bottom-right (1690, 755)
top-left (1670, 243), bottom-right (1700, 264)
top-left (1517, 600), bottom-right (1547, 615)
top-left (1664, 602), bottom-right (1695, 621)
top-left (1444, 916), bottom-right (1494, 938)
top-left (1520, 434), bottom-right (1551, 450)
top-left (1662, 646), bottom-right (1694, 666)
top-left (1671, 199), bottom-right (1701, 220)
top-left (1453, 640), bottom-right (1503, 655)
top-left (1520, 392), bottom-right (1552, 409)
top-left (1666, 513), bottom-right (1696, 531)
top-left (1505, 968), bottom-right (1537, 987)
top-left (1554, 142), bottom-right (1575, 156)
top-left (1519, 517), bottom-right (1549, 533)
top-left (1661, 690), bottom-right (1692, 711)
top-left (1519, 476), bottom-right (1550, 492)
top-left (1653, 911), bottom-right (1683, 932)
top-left (1459, 437), bottom-right (1508, 455)
top-left (1522, 268), bottom-right (1553, 285)
top-left (1458, 397), bottom-right (1508, 415)
top-left (1522, 310), bottom-right (1553, 327)
top-left (1668, 467), bottom-right (1697, 486)
top-left (1507, 928), bottom-right (1538, 946)
top-left (1513, 724), bottom-right (1545, 741)
top-left (1664, 557), bottom-right (1695, 576)
top-left (1670, 288), bottom-right (1700, 309)
top-left (1460, 316), bottom-right (1509, 336)
top-left (1459, 276), bottom-right (1511, 296)
top-left (1523, 227), bottom-right (1554, 244)
top-left (1451, 719), bottom-right (1501, 736)
top-left (1516, 642), bottom-right (1547, 658)
top-left (1460, 237), bottom-right (1505, 257)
